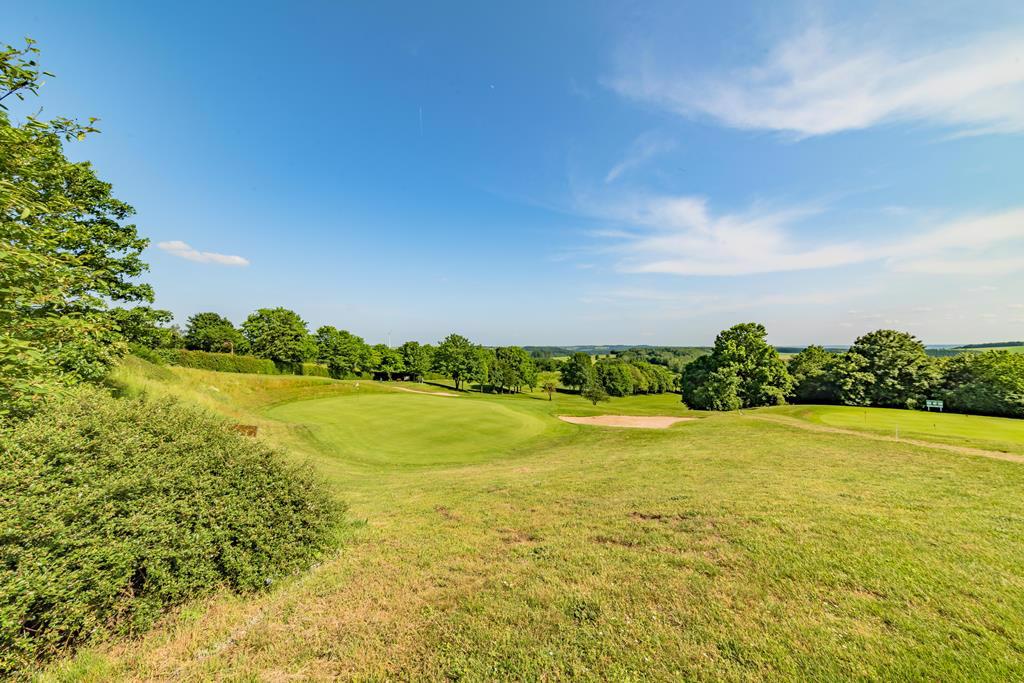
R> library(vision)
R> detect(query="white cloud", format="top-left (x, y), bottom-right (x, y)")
top-left (609, 25), bottom-right (1024, 137)
top-left (584, 285), bottom-right (877, 321)
top-left (605, 132), bottom-right (676, 183)
top-left (156, 240), bottom-right (250, 267)
top-left (584, 194), bottom-right (1024, 277)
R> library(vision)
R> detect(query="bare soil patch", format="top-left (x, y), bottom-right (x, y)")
top-left (557, 415), bottom-right (695, 429)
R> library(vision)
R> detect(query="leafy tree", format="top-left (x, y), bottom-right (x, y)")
top-left (372, 344), bottom-right (405, 380)
top-left (693, 366), bottom-right (742, 411)
top-left (560, 352), bottom-right (593, 393)
top-left (596, 360), bottom-right (634, 397)
top-left (830, 352), bottom-right (874, 406)
top-left (680, 323), bottom-right (791, 410)
top-left (581, 379), bottom-right (609, 406)
top-left (470, 346), bottom-right (493, 391)
top-left (543, 380), bottom-right (557, 401)
top-left (398, 341), bottom-right (433, 381)
top-left (787, 345), bottom-right (841, 403)
top-left (712, 323), bottom-right (792, 406)
top-left (1, 39), bottom-right (151, 415)
top-left (433, 333), bottom-right (479, 390)
top-left (241, 308), bottom-right (310, 366)
top-left (939, 351), bottom-right (1024, 418)
top-left (839, 330), bottom-right (937, 408)
top-left (184, 312), bottom-right (246, 354)
top-left (315, 326), bottom-right (370, 378)
top-left (493, 346), bottom-right (537, 393)
top-left (489, 355), bottom-right (517, 393)
top-left (109, 307), bottom-right (179, 349)
top-left (679, 354), bottom-right (715, 409)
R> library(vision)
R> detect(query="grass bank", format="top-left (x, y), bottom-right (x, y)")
top-left (41, 358), bottom-right (1024, 680)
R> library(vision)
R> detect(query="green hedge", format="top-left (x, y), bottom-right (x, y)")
top-left (0, 386), bottom-right (342, 676)
top-left (160, 348), bottom-right (279, 375)
top-left (297, 362), bottom-right (331, 377)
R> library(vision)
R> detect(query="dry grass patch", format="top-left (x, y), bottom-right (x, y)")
top-left (558, 414), bottom-right (696, 428)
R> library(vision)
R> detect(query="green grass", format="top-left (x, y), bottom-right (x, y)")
top-left (957, 345), bottom-right (1024, 353)
top-left (266, 393), bottom-right (554, 467)
top-left (41, 358), bottom-right (1024, 681)
top-left (764, 404), bottom-right (1024, 455)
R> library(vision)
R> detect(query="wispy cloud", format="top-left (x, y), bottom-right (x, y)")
top-left (582, 285), bottom-right (878, 320)
top-left (609, 25), bottom-right (1024, 137)
top-left (582, 194), bottom-right (1024, 277)
top-left (157, 240), bottom-right (250, 266)
top-left (605, 131), bottom-right (676, 183)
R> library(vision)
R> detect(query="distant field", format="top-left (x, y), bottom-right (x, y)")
top-left (765, 404), bottom-right (1024, 455)
top-left (956, 345), bottom-right (1024, 353)
top-left (47, 359), bottom-right (1024, 680)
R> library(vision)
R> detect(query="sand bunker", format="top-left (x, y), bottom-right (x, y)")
top-left (557, 415), bottom-right (695, 429)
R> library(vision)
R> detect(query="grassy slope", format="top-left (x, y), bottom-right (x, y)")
top-left (44, 359), bottom-right (1024, 681)
top-left (763, 404), bottom-right (1024, 455)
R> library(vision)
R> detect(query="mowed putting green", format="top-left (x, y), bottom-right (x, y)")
top-left (266, 392), bottom-right (552, 466)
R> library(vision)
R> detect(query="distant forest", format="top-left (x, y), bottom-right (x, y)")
top-left (957, 341), bottom-right (1024, 349)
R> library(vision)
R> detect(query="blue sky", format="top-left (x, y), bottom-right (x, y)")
top-left (8, 1), bottom-right (1024, 345)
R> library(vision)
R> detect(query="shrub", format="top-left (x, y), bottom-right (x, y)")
top-left (159, 348), bottom-right (280, 375)
top-left (127, 342), bottom-right (168, 366)
top-left (297, 362), bottom-right (331, 378)
top-left (0, 386), bottom-right (341, 675)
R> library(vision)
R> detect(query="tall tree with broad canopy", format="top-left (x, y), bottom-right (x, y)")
top-left (373, 344), bottom-right (405, 379)
top-left (560, 352), bottom-right (593, 393)
top-left (315, 326), bottom-right (370, 378)
top-left (596, 360), bottom-right (634, 397)
top-left (680, 323), bottom-right (792, 410)
top-left (398, 341), bottom-right (433, 381)
top-left (241, 308), bottom-right (311, 366)
top-left (184, 312), bottom-right (246, 354)
top-left (839, 329), bottom-right (937, 408)
top-left (1, 39), bottom-right (151, 416)
top-left (492, 346), bottom-right (536, 393)
top-left (787, 345), bottom-right (841, 403)
top-left (433, 333), bottom-right (479, 390)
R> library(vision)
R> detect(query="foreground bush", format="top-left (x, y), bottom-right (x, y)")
top-left (0, 386), bottom-right (341, 675)
top-left (160, 348), bottom-right (280, 374)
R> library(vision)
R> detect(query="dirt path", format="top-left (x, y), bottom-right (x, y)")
top-left (558, 415), bottom-right (696, 429)
top-left (746, 414), bottom-right (1024, 464)
top-left (390, 386), bottom-right (459, 397)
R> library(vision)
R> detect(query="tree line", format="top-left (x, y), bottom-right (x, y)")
top-left (681, 323), bottom-right (1024, 418)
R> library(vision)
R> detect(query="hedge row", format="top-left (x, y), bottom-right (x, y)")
top-left (158, 348), bottom-right (279, 374)
top-left (290, 362), bottom-right (331, 377)
top-left (0, 385), bottom-right (342, 675)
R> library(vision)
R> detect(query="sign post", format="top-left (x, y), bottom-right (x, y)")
top-left (925, 399), bottom-right (944, 412)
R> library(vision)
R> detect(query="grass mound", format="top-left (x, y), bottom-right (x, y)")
top-left (0, 385), bottom-right (342, 676)
top-left (266, 392), bottom-right (552, 467)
